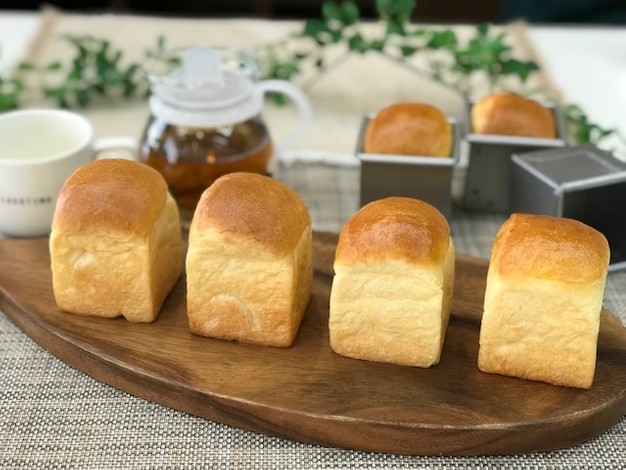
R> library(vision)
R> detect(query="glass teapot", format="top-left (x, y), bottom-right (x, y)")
top-left (139, 46), bottom-right (312, 219)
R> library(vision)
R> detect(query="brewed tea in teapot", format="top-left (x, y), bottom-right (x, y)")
top-left (140, 46), bottom-right (311, 219)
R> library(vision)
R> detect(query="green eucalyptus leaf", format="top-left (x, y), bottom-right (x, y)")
top-left (330, 29), bottom-right (343, 43)
top-left (322, 1), bottom-right (342, 21)
top-left (17, 62), bottom-right (36, 72)
top-left (104, 71), bottom-right (123, 86)
top-left (341, 1), bottom-right (360, 25)
top-left (427, 30), bottom-right (458, 49)
top-left (45, 61), bottom-right (63, 72)
top-left (376, 0), bottom-right (392, 14)
top-left (596, 127), bottom-right (615, 139)
top-left (454, 33), bottom-right (513, 72)
top-left (123, 81), bottom-right (137, 98)
top-left (75, 88), bottom-right (91, 106)
top-left (269, 91), bottom-right (288, 106)
top-left (500, 58), bottom-right (539, 81)
top-left (111, 50), bottom-right (122, 66)
top-left (348, 33), bottom-right (365, 52)
top-left (99, 40), bottom-right (110, 55)
top-left (477, 22), bottom-right (490, 36)
top-left (303, 18), bottom-right (328, 38)
top-left (369, 39), bottom-right (386, 52)
top-left (0, 77), bottom-right (21, 109)
top-left (391, 0), bottom-right (416, 16)
top-left (485, 34), bottom-right (509, 54)
top-left (577, 123), bottom-right (592, 143)
top-left (125, 63), bottom-right (140, 76)
top-left (377, 0), bottom-right (415, 16)
top-left (167, 57), bottom-right (182, 67)
top-left (44, 87), bottom-right (66, 101)
top-left (276, 61), bottom-right (300, 78)
top-left (386, 20), bottom-right (405, 36)
top-left (400, 45), bottom-right (416, 57)
top-left (68, 67), bottom-right (83, 81)
top-left (0, 93), bottom-right (18, 111)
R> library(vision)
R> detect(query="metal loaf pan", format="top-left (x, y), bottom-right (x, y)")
top-left (511, 144), bottom-right (626, 271)
top-left (356, 114), bottom-right (460, 220)
top-left (462, 99), bottom-right (568, 213)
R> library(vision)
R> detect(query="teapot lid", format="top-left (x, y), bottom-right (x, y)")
top-left (146, 47), bottom-right (263, 127)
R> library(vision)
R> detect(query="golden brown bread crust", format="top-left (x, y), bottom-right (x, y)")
top-left (363, 102), bottom-right (452, 157)
top-left (491, 213), bottom-right (610, 284)
top-left (192, 172), bottom-right (311, 256)
top-left (50, 158), bottom-right (183, 323)
top-left (335, 197), bottom-right (450, 268)
top-left (471, 92), bottom-right (557, 138)
top-left (478, 213), bottom-right (610, 389)
top-left (187, 172), bottom-right (313, 347)
top-left (52, 158), bottom-right (167, 235)
top-left (330, 197), bottom-right (454, 367)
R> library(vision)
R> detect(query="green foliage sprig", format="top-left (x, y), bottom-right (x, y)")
top-left (10, 35), bottom-right (160, 109)
top-left (0, 44), bottom-right (26, 110)
top-left (565, 104), bottom-right (626, 150)
top-left (0, 73), bottom-right (23, 111)
top-left (260, 0), bottom-right (539, 96)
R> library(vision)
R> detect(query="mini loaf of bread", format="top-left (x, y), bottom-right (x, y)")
top-left (478, 213), bottom-right (610, 389)
top-left (364, 102), bottom-right (452, 157)
top-left (50, 158), bottom-right (184, 323)
top-left (329, 197), bottom-right (455, 367)
top-left (186, 172), bottom-right (313, 347)
top-left (471, 92), bottom-right (557, 138)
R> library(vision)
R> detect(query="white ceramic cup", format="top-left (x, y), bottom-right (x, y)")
top-left (0, 109), bottom-right (137, 237)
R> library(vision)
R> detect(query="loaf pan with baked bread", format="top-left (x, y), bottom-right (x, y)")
top-left (356, 114), bottom-right (460, 220)
top-left (462, 97), bottom-right (567, 213)
top-left (511, 144), bottom-right (626, 271)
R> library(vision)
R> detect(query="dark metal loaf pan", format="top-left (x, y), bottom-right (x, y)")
top-left (462, 99), bottom-right (568, 213)
top-left (511, 144), bottom-right (626, 271)
top-left (356, 114), bottom-right (460, 221)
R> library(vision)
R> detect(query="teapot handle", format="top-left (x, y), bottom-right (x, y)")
top-left (255, 80), bottom-right (312, 166)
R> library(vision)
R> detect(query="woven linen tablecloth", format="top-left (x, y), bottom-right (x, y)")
top-left (1, 156), bottom-right (624, 469)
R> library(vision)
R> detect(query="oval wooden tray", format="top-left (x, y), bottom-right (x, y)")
top-left (0, 232), bottom-right (624, 455)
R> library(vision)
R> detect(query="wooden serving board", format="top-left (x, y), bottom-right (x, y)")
top-left (0, 233), bottom-right (624, 456)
